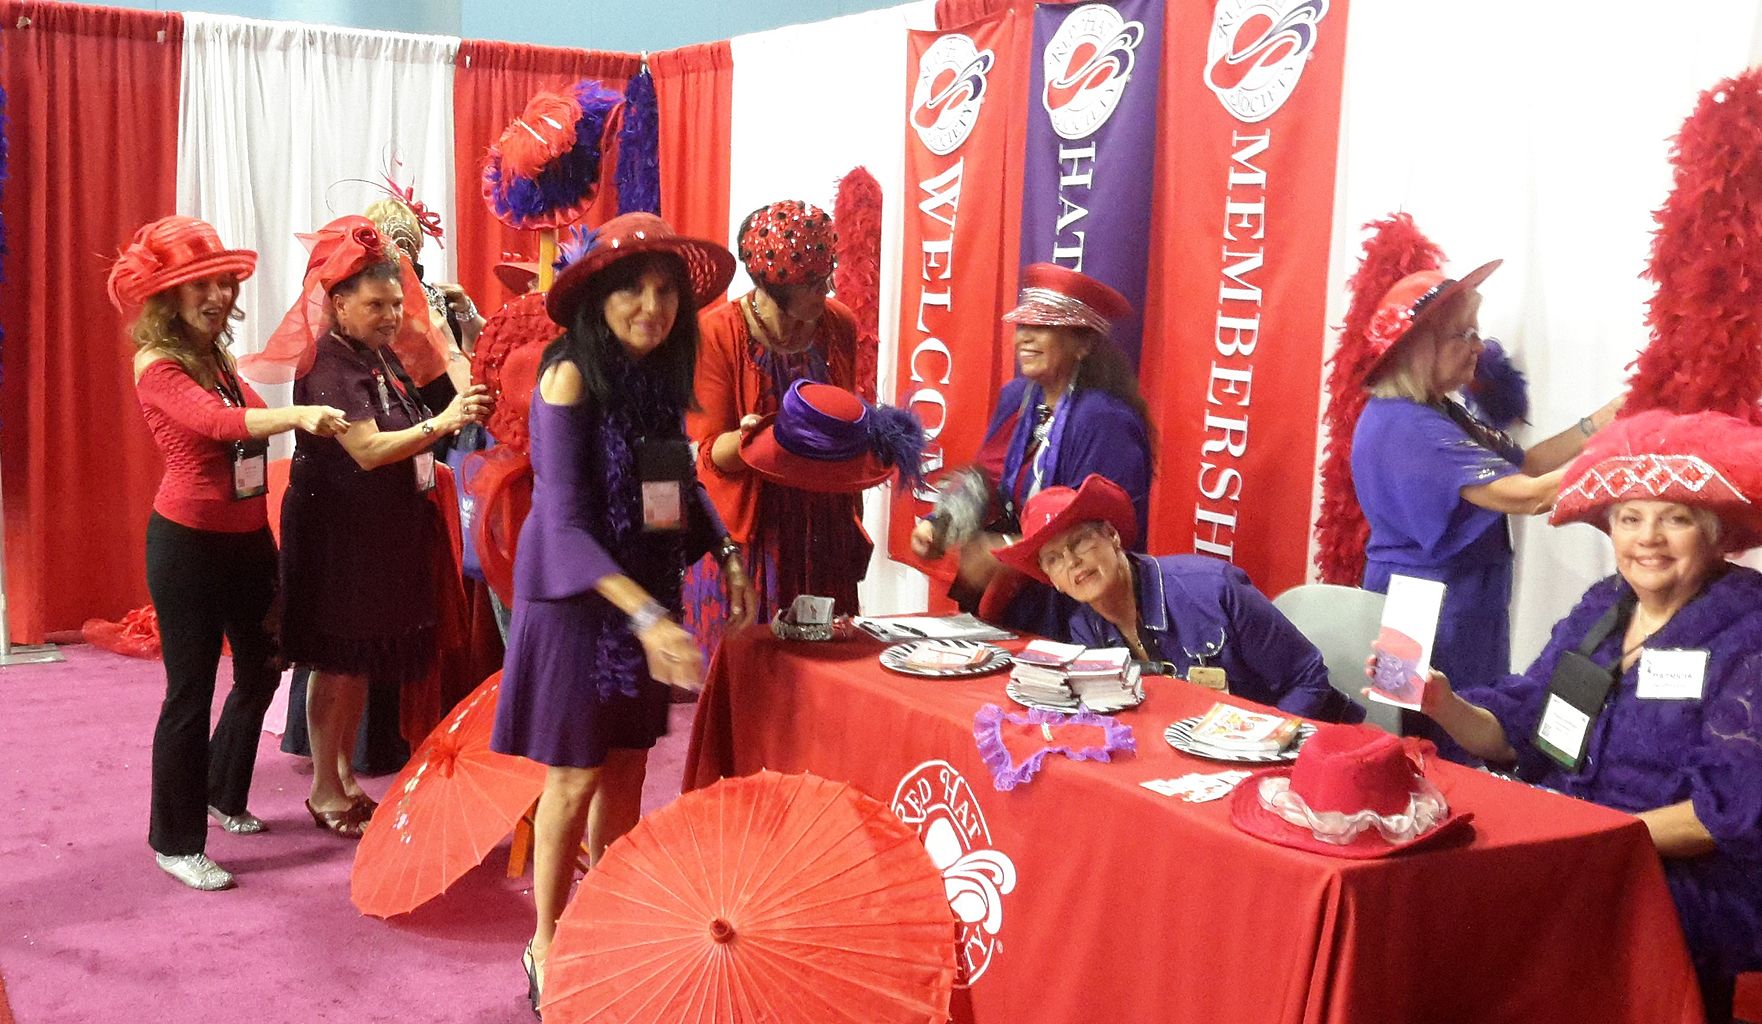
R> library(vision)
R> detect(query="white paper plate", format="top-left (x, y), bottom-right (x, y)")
top-left (879, 640), bottom-right (1012, 678)
top-left (1163, 715), bottom-right (1316, 764)
top-left (1005, 680), bottom-right (1143, 715)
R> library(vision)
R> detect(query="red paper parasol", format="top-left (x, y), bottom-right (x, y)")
top-left (543, 770), bottom-right (956, 1024)
top-left (350, 672), bottom-right (546, 918)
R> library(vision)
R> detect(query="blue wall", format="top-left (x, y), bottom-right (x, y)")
top-left (84, 0), bottom-right (904, 49)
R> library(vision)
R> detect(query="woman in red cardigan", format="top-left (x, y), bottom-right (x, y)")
top-left (108, 216), bottom-right (349, 891)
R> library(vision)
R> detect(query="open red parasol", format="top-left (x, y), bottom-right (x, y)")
top-left (349, 672), bottom-right (546, 918)
top-left (542, 770), bottom-right (957, 1024)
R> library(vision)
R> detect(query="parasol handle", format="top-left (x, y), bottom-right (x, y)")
top-left (538, 229), bottom-right (557, 292)
top-left (709, 918), bottom-right (736, 944)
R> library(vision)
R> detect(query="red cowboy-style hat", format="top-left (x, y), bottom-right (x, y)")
top-left (1363, 259), bottom-right (1501, 379)
top-left (107, 215), bottom-right (257, 313)
top-left (1230, 724), bottom-right (1473, 859)
top-left (546, 212), bottom-right (736, 328)
top-left (740, 381), bottom-right (925, 494)
top-left (1002, 263), bottom-right (1132, 333)
top-left (992, 474), bottom-right (1139, 585)
top-left (1551, 409), bottom-right (1762, 553)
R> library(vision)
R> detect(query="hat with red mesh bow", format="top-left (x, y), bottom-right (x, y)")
top-left (1001, 263), bottom-right (1131, 334)
top-left (1550, 408), bottom-right (1762, 553)
top-left (107, 215), bottom-right (257, 313)
top-left (1230, 724), bottom-right (1473, 859)
top-left (1362, 260), bottom-right (1501, 378)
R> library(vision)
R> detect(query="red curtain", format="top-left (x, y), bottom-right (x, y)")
top-left (651, 42), bottom-right (733, 247)
top-left (0, 2), bottom-right (183, 643)
top-left (452, 41), bottom-right (640, 315)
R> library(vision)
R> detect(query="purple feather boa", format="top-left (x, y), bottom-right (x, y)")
top-left (1465, 338), bottom-right (1530, 429)
top-left (615, 69), bottom-right (660, 216)
top-left (973, 703), bottom-right (1136, 791)
top-left (484, 80), bottom-right (621, 229)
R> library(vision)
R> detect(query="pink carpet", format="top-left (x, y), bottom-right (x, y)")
top-left (0, 645), bottom-right (694, 1023)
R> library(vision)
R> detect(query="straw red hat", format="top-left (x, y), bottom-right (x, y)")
top-left (107, 215), bottom-right (257, 313)
top-left (1001, 263), bottom-right (1131, 333)
top-left (739, 381), bottom-right (925, 494)
top-left (1551, 408), bottom-right (1762, 553)
top-left (1363, 259), bottom-right (1501, 378)
top-left (545, 212), bottom-right (736, 327)
top-left (992, 474), bottom-right (1139, 585)
top-left (1230, 724), bottom-right (1473, 859)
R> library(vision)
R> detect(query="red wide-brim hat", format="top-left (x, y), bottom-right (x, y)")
top-left (1229, 725), bottom-right (1474, 859)
top-left (107, 215), bottom-right (257, 312)
top-left (739, 382), bottom-right (897, 494)
top-left (992, 474), bottom-right (1139, 585)
top-left (1363, 259), bottom-right (1501, 379)
top-left (546, 212), bottom-right (735, 327)
top-left (1001, 262), bottom-right (1131, 333)
top-left (493, 260), bottom-right (540, 295)
top-left (1551, 408), bottom-right (1762, 553)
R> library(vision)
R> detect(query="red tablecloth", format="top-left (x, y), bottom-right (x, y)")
top-left (685, 627), bottom-right (1706, 1024)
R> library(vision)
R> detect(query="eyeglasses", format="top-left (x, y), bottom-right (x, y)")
top-left (1036, 524), bottom-right (1111, 578)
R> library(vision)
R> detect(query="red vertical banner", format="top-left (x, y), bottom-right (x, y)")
top-left (1143, 0), bottom-right (1348, 597)
top-left (891, 12), bottom-right (1025, 573)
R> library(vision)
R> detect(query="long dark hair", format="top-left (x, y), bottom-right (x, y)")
top-left (541, 252), bottom-right (700, 412)
top-left (1073, 328), bottom-right (1157, 456)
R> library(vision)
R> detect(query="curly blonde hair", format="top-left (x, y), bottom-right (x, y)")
top-left (129, 293), bottom-right (243, 390)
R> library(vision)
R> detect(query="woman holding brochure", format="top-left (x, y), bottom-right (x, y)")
top-left (994, 475), bottom-right (1347, 720)
top-left (1399, 411), bottom-right (1762, 1024)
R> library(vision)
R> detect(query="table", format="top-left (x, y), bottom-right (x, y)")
top-left (685, 627), bottom-right (1705, 1024)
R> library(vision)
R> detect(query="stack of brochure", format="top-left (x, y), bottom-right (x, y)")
top-left (1009, 642), bottom-right (1141, 712)
top-left (1184, 702), bottom-right (1302, 757)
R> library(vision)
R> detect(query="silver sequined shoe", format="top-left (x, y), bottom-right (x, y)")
top-left (154, 852), bottom-right (236, 891)
top-left (207, 806), bottom-right (267, 835)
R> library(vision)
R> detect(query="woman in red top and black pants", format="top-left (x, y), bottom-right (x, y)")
top-left (109, 216), bottom-right (349, 891)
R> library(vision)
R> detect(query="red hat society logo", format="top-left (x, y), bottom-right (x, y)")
top-left (891, 760), bottom-right (1018, 986)
top-left (1205, 0), bottom-right (1330, 123)
top-left (911, 34), bottom-right (997, 157)
top-left (1041, 4), bottom-right (1145, 141)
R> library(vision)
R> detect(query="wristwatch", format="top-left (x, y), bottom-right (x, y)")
top-left (714, 537), bottom-right (743, 565)
top-left (420, 419), bottom-right (436, 437)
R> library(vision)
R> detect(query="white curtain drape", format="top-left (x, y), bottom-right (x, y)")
top-left (1319, 1), bottom-right (1762, 669)
top-left (729, 1), bottom-right (937, 614)
top-left (177, 14), bottom-right (460, 452)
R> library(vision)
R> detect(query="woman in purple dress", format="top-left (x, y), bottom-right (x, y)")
top-left (1406, 411), bottom-right (1762, 1024)
top-left (1351, 260), bottom-right (1619, 696)
top-left (489, 213), bottom-right (754, 1014)
top-left (911, 263), bottom-right (1153, 637)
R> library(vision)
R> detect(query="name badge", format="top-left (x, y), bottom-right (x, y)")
top-left (1533, 649), bottom-right (1617, 772)
top-left (1535, 695), bottom-right (1593, 769)
top-left (1186, 666), bottom-right (1228, 692)
top-left (413, 451), bottom-right (437, 493)
top-left (1636, 649), bottom-right (1708, 701)
top-left (641, 481), bottom-right (683, 531)
top-left (636, 438), bottom-right (692, 533)
top-left (232, 440), bottom-right (268, 501)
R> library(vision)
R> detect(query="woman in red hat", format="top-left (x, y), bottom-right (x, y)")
top-left (994, 475), bottom-right (1344, 719)
top-left (1350, 260), bottom-right (1620, 701)
top-left (108, 215), bottom-right (350, 891)
top-left (488, 213), bottom-right (755, 1013)
top-left (687, 200), bottom-right (871, 626)
top-left (1400, 410), bottom-right (1762, 1023)
top-left (258, 216), bottom-right (493, 839)
top-left (911, 263), bottom-right (1154, 636)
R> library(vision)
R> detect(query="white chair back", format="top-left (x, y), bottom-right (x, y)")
top-left (1272, 583), bottom-right (1403, 734)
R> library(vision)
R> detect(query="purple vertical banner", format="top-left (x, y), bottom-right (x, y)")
top-left (1018, 0), bottom-right (1164, 365)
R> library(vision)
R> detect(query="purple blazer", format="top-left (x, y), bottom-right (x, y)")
top-left (1068, 553), bottom-right (1348, 721)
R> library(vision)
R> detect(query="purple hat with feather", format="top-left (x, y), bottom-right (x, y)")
top-left (740, 380), bottom-right (927, 494)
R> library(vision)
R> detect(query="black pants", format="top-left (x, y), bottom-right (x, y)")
top-left (145, 514), bottom-right (281, 856)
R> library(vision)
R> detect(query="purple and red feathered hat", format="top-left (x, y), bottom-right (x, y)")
top-left (482, 81), bottom-right (623, 232)
top-left (739, 381), bottom-right (926, 494)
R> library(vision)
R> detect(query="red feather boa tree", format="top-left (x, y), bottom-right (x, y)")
top-left (834, 166), bottom-right (883, 403)
top-left (1624, 67), bottom-right (1762, 423)
top-left (1314, 213), bottom-right (1446, 584)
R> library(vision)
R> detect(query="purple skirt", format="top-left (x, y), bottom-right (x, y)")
top-left (490, 595), bottom-right (670, 769)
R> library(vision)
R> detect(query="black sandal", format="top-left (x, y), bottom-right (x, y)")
top-left (523, 941), bottom-right (542, 1017)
